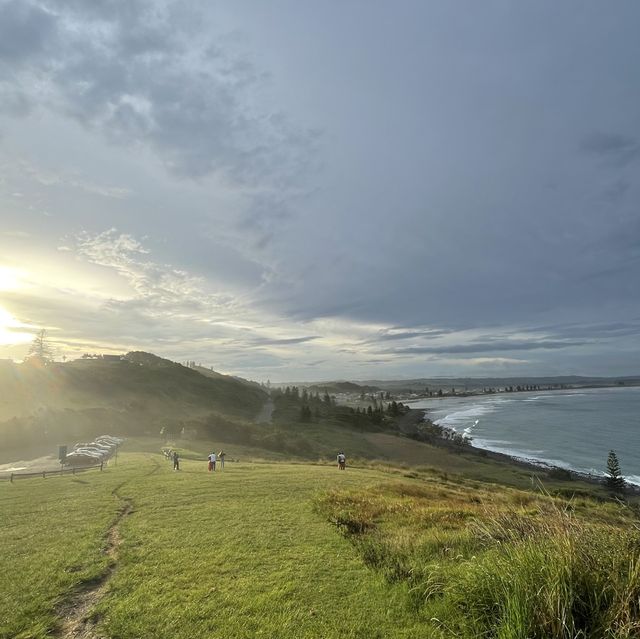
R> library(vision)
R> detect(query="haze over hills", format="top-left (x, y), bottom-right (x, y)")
top-left (0, 352), bottom-right (267, 453)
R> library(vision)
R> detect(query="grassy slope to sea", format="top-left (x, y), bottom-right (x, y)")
top-left (1, 453), bottom-right (432, 639)
top-left (2, 450), bottom-right (640, 639)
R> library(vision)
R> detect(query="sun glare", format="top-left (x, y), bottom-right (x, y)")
top-left (0, 266), bottom-right (25, 291)
top-left (0, 307), bottom-right (33, 346)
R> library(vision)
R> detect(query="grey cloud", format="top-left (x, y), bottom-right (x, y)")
top-left (0, 0), bottom-right (316, 188)
top-left (601, 179), bottom-right (631, 204)
top-left (0, 0), bottom-right (56, 62)
top-left (581, 132), bottom-right (640, 167)
top-left (250, 336), bottom-right (321, 346)
top-left (368, 328), bottom-right (452, 343)
top-left (531, 321), bottom-right (640, 340)
top-left (381, 340), bottom-right (585, 356)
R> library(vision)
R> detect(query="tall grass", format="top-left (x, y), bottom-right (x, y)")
top-left (456, 503), bottom-right (640, 637)
top-left (319, 478), bottom-right (640, 638)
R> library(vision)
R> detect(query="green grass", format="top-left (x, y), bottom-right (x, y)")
top-left (3, 450), bottom-right (638, 638)
top-left (0, 462), bottom-right (141, 638)
top-left (317, 474), bottom-right (640, 638)
top-left (0, 453), bottom-right (436, 638)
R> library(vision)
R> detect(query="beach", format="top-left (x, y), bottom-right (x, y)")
top-left (409, 386), bottom-right (640, 487)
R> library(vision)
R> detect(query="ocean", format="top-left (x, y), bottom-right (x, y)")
top-left (410, 386), bottom-right (640, 483)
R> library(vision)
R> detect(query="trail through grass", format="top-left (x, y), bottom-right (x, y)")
top-left (4, 451), bottom-right (637, 638)
top-left (1, 454), bottom-right (432, 638)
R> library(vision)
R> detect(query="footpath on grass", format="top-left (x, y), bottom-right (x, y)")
top-left (0, 453), bottom-right (433, 639)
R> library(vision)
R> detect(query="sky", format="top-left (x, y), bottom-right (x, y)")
top-left (0, 0), bottom-right (639, 381)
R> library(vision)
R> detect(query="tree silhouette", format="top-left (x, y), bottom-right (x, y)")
top-left (26, 329), bottom-right (53, 364)
top-left (606, 450), bottom-right (625, 492)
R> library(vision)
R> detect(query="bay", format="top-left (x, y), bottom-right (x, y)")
top-left (410, 386), bottom-right (640, 483)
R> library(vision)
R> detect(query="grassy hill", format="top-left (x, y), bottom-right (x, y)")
top-left (0, 352), bottom-right (267, 455)
top-left (2, 451), bottom-right (639, 638)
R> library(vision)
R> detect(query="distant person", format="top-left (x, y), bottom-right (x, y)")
top-left (218, 450), bottom-right (226, 470)
top-left (337, 452), bottom-right (346, 470)
top-left (172, 451), bottom-right (180, 471)
top-left (208, 451), bottom-right (217, 471)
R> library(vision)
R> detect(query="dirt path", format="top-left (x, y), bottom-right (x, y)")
top-left (53, 487), bottom-right (135, 638)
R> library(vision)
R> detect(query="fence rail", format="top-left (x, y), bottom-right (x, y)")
top-left (1, 462), bottom-right (104, 482)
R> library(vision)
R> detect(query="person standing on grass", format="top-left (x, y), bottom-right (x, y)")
top-left (208, 451), bottom-right (217, 471)
top-left (173, 451), bottom-right (180, 471)
top-left (337, 452), bottom-right (346, 470)
top-left (218, 450), bottom-right (226, 470)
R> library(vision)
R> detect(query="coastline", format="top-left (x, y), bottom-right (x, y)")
top-left (402, 407), bottom-right (639, 493)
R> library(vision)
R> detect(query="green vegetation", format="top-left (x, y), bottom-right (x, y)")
top-left (0, 352), bottom-right (267, 454)
top-left (2, 446), bottom-right (639, 638)
top-left (606, 449), bottom-right (626, 492)
top-left (1, 453), bottom-right (437, 638)
top-left (318, 474), bottom-right (640, 638)
top-left (4, 351), bottom-right (639, 636)
top-left (271, 385), bottom-right (406, 431)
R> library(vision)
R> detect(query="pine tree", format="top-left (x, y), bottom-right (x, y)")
top-left (26, 329), bottom-right (53, 364)
top-left (606, 450), bottom-right (626, 492)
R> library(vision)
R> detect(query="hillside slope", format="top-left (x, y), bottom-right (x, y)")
top-left (2, 453), bottom-right (637, 638)
top-left (0, 352), bottom-right (267, 451)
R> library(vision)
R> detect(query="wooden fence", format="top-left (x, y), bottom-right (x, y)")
top-left (1, 462), bottom-right (104, 482)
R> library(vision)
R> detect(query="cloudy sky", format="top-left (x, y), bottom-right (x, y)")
top-left (0, 0), bottom-right (639, 381)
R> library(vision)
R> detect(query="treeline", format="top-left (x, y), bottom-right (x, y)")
top-left (272, 386), bottom-right (410, 430)
top-left (423, 383), bottom-right (567, 397)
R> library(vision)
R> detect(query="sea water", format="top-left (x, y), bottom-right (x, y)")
top-left (410, 386), bottom-right (640, 483)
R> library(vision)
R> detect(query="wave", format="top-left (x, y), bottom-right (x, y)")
top-left (422, 386), bottom-right (640, 483)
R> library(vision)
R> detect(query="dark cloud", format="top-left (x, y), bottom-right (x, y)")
top-left (530, 321), bottom-right (640, 340)
top-left (0, 0), bottom-right (316, 187)
top-left (2, 2), bottom-right (640, 379)
top-left (580, 132), bottom-right (640, 167)
top-left (368, 328), bottom-right (453, 343)
top-left (381, 340), bottom-right (585, 356)
top-left (0, 0), bottom-right (57, 62)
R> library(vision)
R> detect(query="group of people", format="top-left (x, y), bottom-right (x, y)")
top-left (207, 450), bottom-right (226, 471)
top-left (164, 447), bottom-right (345, 472)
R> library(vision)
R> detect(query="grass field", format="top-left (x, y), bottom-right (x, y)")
top-left (2, 449), bottom-right (638, 638)
top-left (1, 453), bottom-right (435, 638)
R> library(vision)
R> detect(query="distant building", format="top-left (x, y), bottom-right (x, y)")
top-left (101, 354), bottom-right (123, 361)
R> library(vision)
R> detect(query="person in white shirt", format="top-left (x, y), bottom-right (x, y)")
top-left (208, 452), bottom-right (217, 472)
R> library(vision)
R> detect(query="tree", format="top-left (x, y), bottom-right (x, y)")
top-left (606, 450), bottom-right (625, 492)
top-left (26, 329), bottom-right (53, 364)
